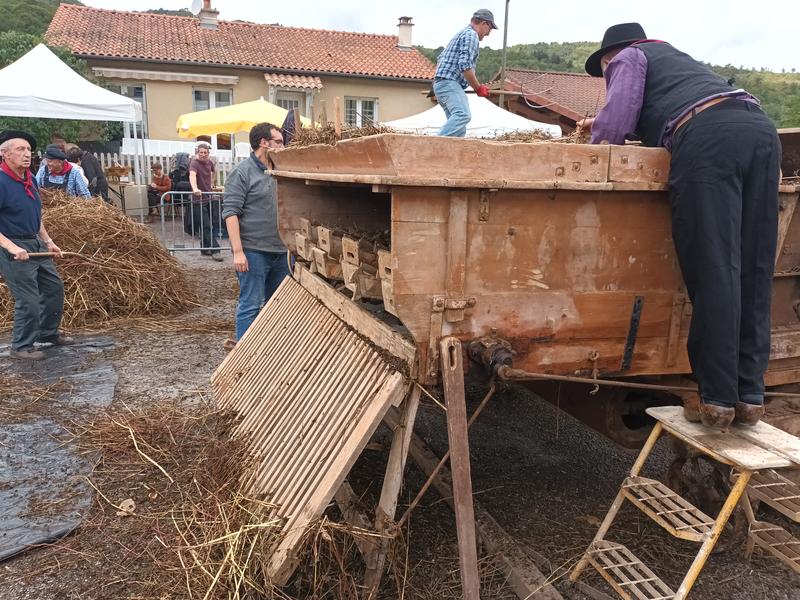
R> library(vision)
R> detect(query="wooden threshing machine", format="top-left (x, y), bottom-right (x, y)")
top-left (214, 131), bottom-right (800, 598)
top-left (272, 133), bottom-right (800, 440)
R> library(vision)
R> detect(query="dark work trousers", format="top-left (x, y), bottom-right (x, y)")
top-left (188, 198), bottom-right (221, 254)
top-left (0, 238), bottom-right (65, 350)
top-left (669, 100), bottom-right (781, 408)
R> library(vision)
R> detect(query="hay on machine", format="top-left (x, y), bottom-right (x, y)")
top-left (0, 189), bottom-right (196, 330)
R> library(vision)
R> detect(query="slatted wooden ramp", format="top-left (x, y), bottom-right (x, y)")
top-left (212, 274), bottom-right (412, 584)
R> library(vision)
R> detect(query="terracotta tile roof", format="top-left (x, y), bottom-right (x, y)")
top-left (498, 69), bottom-right (607, 120)
top-left (46, 4), bottom-right (435, 81)
top-left (264, 73), bottom-right (323, 90)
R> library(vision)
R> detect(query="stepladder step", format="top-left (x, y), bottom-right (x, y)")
top-left (749, 520), bottom-right (800, 574)
top-left (622, 476), bottom-right (715, 542)
top-left (587, 540), bottom-right (675, 600)
top-left (747, 469), bottom-right (800, 522)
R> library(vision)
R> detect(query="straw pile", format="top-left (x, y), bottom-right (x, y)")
top-left (290, 122), bottom-right (397, 147)
top-left (290, 122), bottom-right (588, 147)
top-left (496, 128), bottom-right (588, 144)
top-left (0, 190), bottom-right (195, 330)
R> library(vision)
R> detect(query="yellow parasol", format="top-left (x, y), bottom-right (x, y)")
top-left (176, 97), bottom-right (310, 138)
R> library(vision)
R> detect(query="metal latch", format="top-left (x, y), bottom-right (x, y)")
top-left (433, 296), bottom-right (477, 312)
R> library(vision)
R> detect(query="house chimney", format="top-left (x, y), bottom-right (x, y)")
top-left (198, 0), bottom-right (219, 30)
top-left (397, 16), bottom-right (413, 49)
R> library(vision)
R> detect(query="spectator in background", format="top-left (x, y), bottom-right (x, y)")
top-left (189, 142), bottom-right (222, 261)
top-left (67, 145), bottom-right (108, 201)
top-left (37, 140), bottom-right (88, 187)
top-left (222, 122), bottom-right (288, 345)
top-left (35, 145), bottom-right (90, 198)
top-left (147, 162), bottom-right (171, 221)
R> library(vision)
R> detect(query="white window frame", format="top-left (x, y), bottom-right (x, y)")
top-left (269, 87), bottom-right (316, 118)
top-left (109, 83), bottom-right (148, 138)
top-left (274, 90), bottom-right (306, 116)
top-left (192, 87), bottom-right (234, 151)
top-left (344, 96), bottom-right (379, 127)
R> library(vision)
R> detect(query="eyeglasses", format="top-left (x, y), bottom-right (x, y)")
top-left (268, 137), bottom-right (284, 146)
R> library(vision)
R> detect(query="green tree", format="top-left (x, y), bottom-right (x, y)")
top-left (143, 8), bottom-right (193, 17)
top-left (1, 0), bottom-right (83, 36)
top-left (418, 41), bottom-right (800, 127)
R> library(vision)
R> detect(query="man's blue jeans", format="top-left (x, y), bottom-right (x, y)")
top-left (235, 249), bottom-right (290, 340)
top-left (434, 79), bottom-right (471, 137)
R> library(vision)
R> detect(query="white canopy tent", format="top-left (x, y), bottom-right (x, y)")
top-left (384, 92), bottom-right (561, 138)
top-left (0, 44), bottom-right (145, 182)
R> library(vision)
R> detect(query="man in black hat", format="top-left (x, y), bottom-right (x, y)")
top-left (433, 9), bottom-right (498, 137)
top-left (0, 130), bottom-right (72, 360)
top-left (35, 144), bottom-right (91, 198)
top-left (580, 23), bottom-right (781, 430)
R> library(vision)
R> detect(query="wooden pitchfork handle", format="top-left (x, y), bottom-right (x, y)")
top-left (19, 252), bottom-right (82, 258)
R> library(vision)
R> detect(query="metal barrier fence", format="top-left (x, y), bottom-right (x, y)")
top-left (158, 191), bottom-right (230, 254)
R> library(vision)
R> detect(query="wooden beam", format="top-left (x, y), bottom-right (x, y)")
top-left (334, 96), bottom-right (342, 137)
top-left (440, 337), bottom-right (480, 600)
top-left (292, 107), bottom-right (302, 134)
top-left (271, 169), bottom-right (669, 192)
top-left (364, 386), bottom-right (422, 592)
top-left (334, 481), bottom-right (379, 561)
top-left (445, 191), bottom-right (469, 322)
top-left (384, 407), bottom-right (563, 600)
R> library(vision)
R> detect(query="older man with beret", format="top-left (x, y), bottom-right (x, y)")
top-left (35, 144), bottom-right (91, 198)
top-left (0, 130), bottom-right (73, 360)
top-left (580, 23), bottom-right (781, 429)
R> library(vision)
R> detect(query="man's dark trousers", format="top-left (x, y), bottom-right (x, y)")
top-left (669, 99), bottom-right (781, 408)
top-left (0, 238), bottom-right (64, 350)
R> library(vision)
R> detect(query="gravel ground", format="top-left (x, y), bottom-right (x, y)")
top-left (1, 242), bottom-right (799, 599)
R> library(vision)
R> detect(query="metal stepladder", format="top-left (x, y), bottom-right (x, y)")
top-left (570, 405), bottom-right (800, 600)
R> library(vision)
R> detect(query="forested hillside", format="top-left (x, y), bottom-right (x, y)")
top-left (419, 43), bottom-right (800, 127)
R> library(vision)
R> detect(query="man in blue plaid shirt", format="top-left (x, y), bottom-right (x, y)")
top-left (433, 9), bottom-right (498, 137)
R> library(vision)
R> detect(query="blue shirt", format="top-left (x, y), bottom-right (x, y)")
top-left (35, 164), bottom-right (91, 198)
top-left (0, 170), bottom-right (42, 238)
top-left (434, 25), bottom-right (479, 89)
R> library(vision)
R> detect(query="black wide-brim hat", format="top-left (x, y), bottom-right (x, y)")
top-left (0, 129), bottom-right (37, 152)
top-left (585, 22), bottom-right (647, 77)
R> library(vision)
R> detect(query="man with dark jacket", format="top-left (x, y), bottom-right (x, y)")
top-left (0, 130), bottom-right (73, 360)
top-left (69, 146), bottom-right (109, 201)
top-left (222, 123), bottom-right (288, 343)
top-left (580, 23), bottom-right (781, 429)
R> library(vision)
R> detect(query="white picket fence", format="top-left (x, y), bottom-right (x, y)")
top-left (91, 151), bottom-right (245, 187)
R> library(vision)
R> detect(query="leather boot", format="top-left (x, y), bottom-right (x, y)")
top-left (699, 402), bottom-right (735, 430)
top-left (10, 347), bottom-right (46, 360)
top-left (735, 402), bottom-right (765, 426)
top-left (682, 392), bottom-right (701, 423)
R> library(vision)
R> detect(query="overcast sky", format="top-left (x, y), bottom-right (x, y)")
top-left (81, 1), bottom-right (798, 73)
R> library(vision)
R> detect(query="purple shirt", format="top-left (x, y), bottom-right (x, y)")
top-left (591, 45), bottom-right (760, 149)
top-left (189, 157), bottom-right (214, 193)
top-left (590, 47), bottom-right (647, 146)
